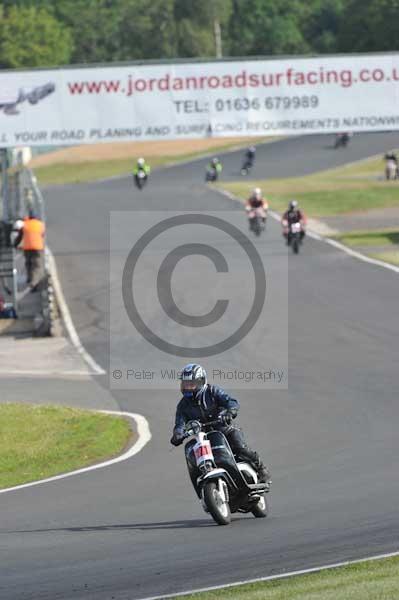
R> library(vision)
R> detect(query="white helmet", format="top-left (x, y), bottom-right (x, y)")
top-left (13, 219), bottom-right (24, 231)
top-left (137, 157), bottom-right (145, 167)
top-left (253, 187), bottom-right (262, 199)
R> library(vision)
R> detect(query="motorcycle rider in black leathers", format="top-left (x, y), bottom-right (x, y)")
top-left (241, 146), bottom-right (256, 173)
top-left (170, 364), bottom-right (271, 488)
top-left (245, 146), bottom-right (256, 165)
top-left (384, 150), bottom-right (398, 164)
top-left (282, 199), bottom-right (307, 244)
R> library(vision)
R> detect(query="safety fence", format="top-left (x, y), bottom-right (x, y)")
top-left (0, 154), bottom-right (60, 335)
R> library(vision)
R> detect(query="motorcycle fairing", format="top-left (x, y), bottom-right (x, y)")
top-left (207, 431), bottom-right (248, 490)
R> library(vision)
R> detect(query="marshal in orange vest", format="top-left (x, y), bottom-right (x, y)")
top-left (23, 218), bottom-right (45, 251)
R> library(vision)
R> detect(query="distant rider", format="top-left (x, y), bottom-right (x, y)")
top-left (281, 200), bottom-right (306, 244)
top-left (14, 209), bottom-right (45, 292)
top-left (133, 157), bottom-right (151, 179)
top-left (210, 157), bottom-right (222, 177)
top-left (384, 150), bottom-right (398, 165)
top-left (245, 146), bottom-right (256, 166)
top-left (384, 150), bottom-right (398, 179)
top-left (170, 363), bottom-right (271, 489)
top-left (335, 132), bottom-right (352, 148)
top-left (246, 187), bottom-right (268, 225)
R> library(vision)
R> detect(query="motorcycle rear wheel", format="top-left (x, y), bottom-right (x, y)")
top-left (203, 481), bottom-right (231, 525)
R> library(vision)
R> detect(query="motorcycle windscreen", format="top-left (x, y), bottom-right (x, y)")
top-left (207, 431), bottom-right (244, 489)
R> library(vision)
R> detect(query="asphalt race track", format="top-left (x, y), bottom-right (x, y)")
top-left (2, 133), bottom-right (399, 600)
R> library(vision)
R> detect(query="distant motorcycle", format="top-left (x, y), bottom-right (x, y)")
top-left (334, 133), bottom-right (351, 149)
top-left (134, 169), bottom-right (148, 190)
top-left (183, 418), bottom-right (269, 526)
top-left (241, 158), bottom-right (254, 176)
top-left (205, 167), bottom-right (219, 182)
top-left (282, 220), bottom-right (303, 254)
top-left (247, 206), bottom-right (267, 237)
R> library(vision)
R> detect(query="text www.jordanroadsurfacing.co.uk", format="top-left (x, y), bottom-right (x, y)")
top-left (67, 66), bottom-right (399, 95)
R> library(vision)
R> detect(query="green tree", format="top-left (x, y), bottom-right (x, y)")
top-left (227, 0), bottom-right (310, 56)
top-left (174, 0), bottom-right (232, 57)
top-left (51, 0), bottom-right (122, 64)
top-left (117, 0), bottom-right (177, 60)
top-left (0, 5), bottom-right (73, 68)
top-left (338, 0), bottom-right (399, 52)
top-left (303, 0), bottom-right (344, 54)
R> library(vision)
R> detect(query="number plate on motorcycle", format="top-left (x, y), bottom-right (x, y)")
top-left (193, 440), bottom-right (213, 464)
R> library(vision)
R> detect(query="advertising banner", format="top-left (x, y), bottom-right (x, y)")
top-left (1, 53), bottom-right (399, 145)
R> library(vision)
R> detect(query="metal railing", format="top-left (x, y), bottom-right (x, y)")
top-left (0, 240), bottom-right (18, 314)
top-left (0, 153), bottom-right (57, 334)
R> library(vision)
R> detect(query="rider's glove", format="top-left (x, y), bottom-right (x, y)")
top-left (170, 432), bottom-right (184, 447)
top-left (219, 410), bottom-right (235, 426)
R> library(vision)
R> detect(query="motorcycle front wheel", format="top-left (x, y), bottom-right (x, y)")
top-left (251, 494), bottom-right (269, 518)
top-left (203, 481), bottom-right (231, 525)
top-left (134, 176), bottom-right (144, 190)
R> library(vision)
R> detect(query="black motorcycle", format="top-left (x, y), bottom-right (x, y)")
top-left (289, 222), bottom-right (303, 254)
top-left (241, 158), bottom-right (254, 176)
top-left (205, 167), bottom-right (218, 182)
top-left (183, 419), bottom-right (269, 525)
top-left (334, 133), bottom-right (350, 149)
top-left (247, 207), bottom-right (267, 237)
top-left (134, 169), bottom-right (148, 190)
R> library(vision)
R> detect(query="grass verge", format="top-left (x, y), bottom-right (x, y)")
top-left (34, 138), bottom-right (272, 186)
top-left (332, 230), bottom-right (399, 266)
top-left (172, 556), bottom-right (399, 600)
top-left (369, 251), bottom-right (399, 266)
top-left (333, 230), bottom-right (399, 247)
top-left (0, 403), bottom-right (132, 489)
top-left (221, 153), bottom-right (399, 217)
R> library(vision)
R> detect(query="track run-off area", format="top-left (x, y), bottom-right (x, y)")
top-left (1, 132), bottom-right (399, 600)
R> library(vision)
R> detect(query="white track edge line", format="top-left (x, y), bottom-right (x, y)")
top-left (0, 410), bottom-right (151, 495)
top-left (46, 247), bottom-right (106, 374)
top-left (138, 549), bottom-right (399, 600)
top-left (321, 236), bottom-right (399, 273)
top-left (218, 188), bottom-right (399, 274)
